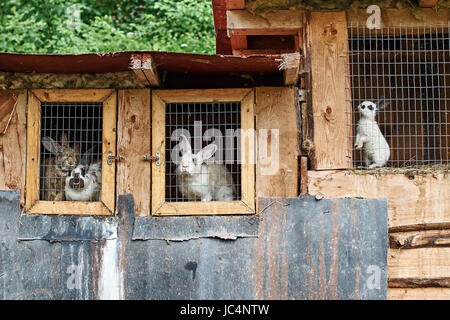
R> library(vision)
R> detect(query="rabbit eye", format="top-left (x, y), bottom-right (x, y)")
top-left (361, 105), bottom-right (365, 109)
top-left (368, 105), bottom-right (373, 111)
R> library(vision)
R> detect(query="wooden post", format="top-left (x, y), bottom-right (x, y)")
top-left (308, 11), bottom-right (351, 170)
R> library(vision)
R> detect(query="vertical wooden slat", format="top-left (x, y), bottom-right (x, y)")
top-left (309, 11), bottom-right (350, 169)
top-left (117, 89), bottom-right (151, 216)
top-left (100, 92), bottom-right (117, 213)
top-left (151, 93), bottom-right (166, 214)
top-left (0, 90), bottom-right (27, 208)
top-left (255, 87), bottom-right (299, 198)
top-left (240, 91), bottom-right (255, 211)
top-left (25, 91), bottom-right (41, 211)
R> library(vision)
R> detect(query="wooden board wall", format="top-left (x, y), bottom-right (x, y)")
top-left (255, 87), bottom-right (300, 198)
top-left (0, 90), bottom-right (26, 208)
top-left (117, 89), bottom-right (151, 216)
top-left (308, 11), bottom-right (350, 170)
top-left (307, 170), bottom-right (450, 231)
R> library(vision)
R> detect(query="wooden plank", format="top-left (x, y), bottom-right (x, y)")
top-left (151, 93), bottom-right (166, 215)
top-left (32, 89), bottom-right (114, 103)
top-left (230, 35), bottom-right (247, 50)
top-left (388, 288), bottom-right (450, 300)
top-left (418, 0), bottom-right (438, 7)
top-left (300, 156), bottom-right (308, 195)
top-left (280, 52), bottom-right (301, 86)
top-left (100, 92), bottom-right (117, 214)
top-left (117, 89), bottom-right (151, 216)
top-left (226, 0), bottom-right (245, 10)
top-left (389, 278), bottom-right (450, 288)
top-left (155, 201), bottom-right (254, 216)
top-left (240, 91), bottom-right (255, 212)
top-left (255, 87), bottom-right (299, 198)
top-left (25, 92), bottom-right (41, 212)
top-left (0, 90), bottom-right (26, 208)
top-left (130, 54), bottom-right (149, 87)
top-left (309, 11), bottom-right (350, 169)
top-left (154, 88), bottom-right (252, 103)
top-left (307, 171), bottom-right (450, 231)
top-left (28, 201), bottom-right (111, 216)
top-left (347, 8), bottom-right (450, 30)
top-left (390, 230), bottom-right (450, 249)
top-left (388, 247), bottom-right (450, 280)
top-left (227, 10), bottom-right (303, 31)
top-left (0, 91), bottom-right (17, 134)
top-left (141, 54), bottom-right (160, 87)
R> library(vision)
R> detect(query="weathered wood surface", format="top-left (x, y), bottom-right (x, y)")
top-left (0, 90), bottom-right (26, 208)
top-left (227, 10), bottom-right (303, 34)
top-left (307, 170), bottom-right (450, 231)
top-left (308, 12), bottom-right (351, 169)
top-left (255, 87), bottom-right (299, 199)
top-left (117, 89), bottom-right (151, 216)
top-left (347, 8), bottom-right (450, 29)
top-left (388, 247), bottom-right (450, 280)
top-left (390, 230), bottom-right (450, 249)
top-left (0, 90), bottom-right (17, 134)
top-left (388, 288), bottom-right (450, 300)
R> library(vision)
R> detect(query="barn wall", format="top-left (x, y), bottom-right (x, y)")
top-left (303, 10), bottom-right (450, 300)
top-left (0, 191), bottom-right (388, 300)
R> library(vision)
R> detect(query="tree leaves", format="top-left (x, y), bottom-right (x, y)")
top-left (0, 0), bottom-right (215, 54)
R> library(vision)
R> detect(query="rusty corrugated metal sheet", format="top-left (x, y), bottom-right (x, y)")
top-left (0, 191), bottom-right (387, 300)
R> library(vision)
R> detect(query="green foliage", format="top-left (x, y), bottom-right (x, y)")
top-left (0, 0), bottom-right (216, 54)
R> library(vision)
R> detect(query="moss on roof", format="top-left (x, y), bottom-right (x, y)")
top-left (246, 0), bottom-right (450, 12)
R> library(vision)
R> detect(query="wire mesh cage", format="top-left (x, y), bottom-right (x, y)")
top-left (39, 102), bottom-right (103, 201)
top-left (165, 102), bottom-right (241, 202)
top-left (345, 24), bottom-right (449, 172)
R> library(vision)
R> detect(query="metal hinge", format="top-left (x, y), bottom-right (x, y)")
top-left (107, 151), bottom-right (124, 165)
top-left (143, 152), bottom-right (161, 165)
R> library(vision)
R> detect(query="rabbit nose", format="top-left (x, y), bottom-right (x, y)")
top-left (73, 172), bottom-right (80, 179)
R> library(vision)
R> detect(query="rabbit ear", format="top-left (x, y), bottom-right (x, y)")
top-left (42, 137), bottom-right (62, 154)
top-left (179, 135), bottom-right (192, 156)
top-left (81, 146), bottom-right (95, 166)
top-left (196, 144), bottom-right (217, 163)
top-left (60, 133), bottom-right (69, 146)
top-left (376, 97), bottom-right (390, 110)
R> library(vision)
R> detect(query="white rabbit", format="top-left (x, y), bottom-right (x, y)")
top-left (176, 135), bottom-right (235, 202)
top-left (355, 99), bottom-right (390, 168)
top-left (65, 149), bottom-right (101, 201)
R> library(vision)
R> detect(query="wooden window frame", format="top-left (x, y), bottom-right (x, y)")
top-left (151, 88), bottom-right (255, 216)
top-left (25, 89), bottom-right (117, 216)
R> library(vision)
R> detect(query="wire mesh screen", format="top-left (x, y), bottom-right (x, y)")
top-left (165, 102), bottom-right (241, 202)
top-left (345, 24), bottom-right (450, 172)
top-left (40, 102), bottom-right (103, 201)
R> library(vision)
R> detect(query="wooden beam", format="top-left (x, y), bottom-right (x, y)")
top-left (141, 54), bottom-right (160, 87)
top-left (255, 87), bottom-right (300, 199)
top-left (347, 8), bottom-right (449, 30)
top-left (390, 230), bottom-right (450, 249)
top-left (130, 53), bottom-right (161, 87)
top-left (117, 89), bottom-right (151, 216)
top-left (389, 278), bottom-right (450, 288)
top-left (308, 11), bottom-right (351, 170)
top-left (388, 288), bottom-right (450, 300)
top-left (278, 52), bottom-right (301, 86)
top-left (227, 10), bottom-right (303, 33)
top-left (418, 0), bottom-right (438, 7)
top-left (307, 171), bottom-right (450, 231)
top-left (226, 0), bottom-right (245, 10)
top-left (388, 248), bottom-right (450, 280)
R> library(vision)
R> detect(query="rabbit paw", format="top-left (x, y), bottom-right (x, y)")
top-left (201, 194), bottom-right (213, 202)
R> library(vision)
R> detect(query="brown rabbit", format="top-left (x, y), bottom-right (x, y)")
top-left (40, 133), bottom-right (80, 201)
